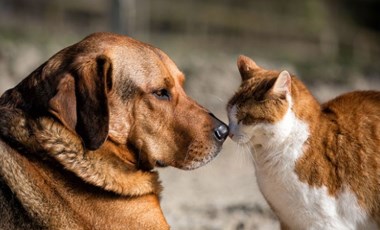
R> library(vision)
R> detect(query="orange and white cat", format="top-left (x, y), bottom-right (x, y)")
top-left (227, 55), bottom-right (380, 230)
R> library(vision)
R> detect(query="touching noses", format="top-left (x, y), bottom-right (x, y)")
top-left (209, 113), bottom-right (229, 142)
top-left (215, 124), bottom-right (229, 141)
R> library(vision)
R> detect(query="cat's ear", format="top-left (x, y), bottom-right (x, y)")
top-left (272, 71), bottom-right (291, 95)
top-left (237, 55), bottom-right (259, 81)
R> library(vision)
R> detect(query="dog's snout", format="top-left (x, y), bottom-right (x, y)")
top-left (209, 113), bottom-right (229, 142)
top-left (214, 124), bottom-right (229, 141)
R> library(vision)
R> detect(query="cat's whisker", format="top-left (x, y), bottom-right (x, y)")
top-left (238, 142), bottom-right (256, 167)
top-left (231, 142), bottom-right (242, 165)
top-left (238, 144), bottom-right (250, 167)
top-left (209, 95), bottom-right (225, 103)
top-left (232, 143), bottom-right (255, 168)
top-left (239, 145), bottom-right (246, 165)
top-left (242, 144), bottom-right (255, 165)
top-left (247, 144), bottom-right (257, 168)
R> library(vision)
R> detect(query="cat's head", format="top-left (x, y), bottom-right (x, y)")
top-left (227, 55), bottom-right (293, 145)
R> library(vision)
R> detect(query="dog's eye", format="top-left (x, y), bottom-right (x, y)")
top-left (153, 89), bottom-right (171, 101)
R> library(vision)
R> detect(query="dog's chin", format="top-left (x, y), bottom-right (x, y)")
top-left (179, 158), bottom-right (212, 170)
top-left (155, 160), bottom-right (168, 168)
top-left (173, 147), bottom-right (222, 171)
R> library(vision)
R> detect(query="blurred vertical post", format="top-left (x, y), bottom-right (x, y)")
top-left (110, 0), bottom-right (136, 35)
top-left (138, 0), bottom-right (150, 39)
top-left (110, 0), bottom-right (151, 38)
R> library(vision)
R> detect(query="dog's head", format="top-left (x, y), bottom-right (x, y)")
top-left (6, 32), bottom-right (228, 170)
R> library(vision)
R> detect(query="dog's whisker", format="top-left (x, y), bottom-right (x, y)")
top-left (184, 143), bottom-right (192, 163)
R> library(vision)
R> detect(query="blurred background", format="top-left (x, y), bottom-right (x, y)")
top-left (0, 0), bottom-right (379, 229)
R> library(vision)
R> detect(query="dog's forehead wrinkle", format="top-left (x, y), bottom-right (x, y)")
top-left (114, 76), bottom-right (142, 101)
top-left (105, 43), bottom-right (180, 93)
top-left (163, 77), bottom-right (174, 88)
top-left (151, 48), bottom-right (184, 85)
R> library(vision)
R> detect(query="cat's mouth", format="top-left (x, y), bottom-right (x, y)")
top-left (228, 121), bottom-right (251, 145)
top-left (229, 132), bottom-right (251, 145)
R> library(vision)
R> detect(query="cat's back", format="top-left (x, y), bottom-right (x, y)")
top-left (319, 90), bottom-right (380, 166)
top-left (321, 90), bottom-right (380, 134)
top-left (323, 90), bottom-right (380, 113)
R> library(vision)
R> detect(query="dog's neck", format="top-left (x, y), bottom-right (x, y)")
top-left (0, 106), bottom-right (161, 197)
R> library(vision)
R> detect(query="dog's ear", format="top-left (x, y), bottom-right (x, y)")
top-left (49, 74), bottom-right (77, 132)
top-left (49, 55), bottom-right (113, 150)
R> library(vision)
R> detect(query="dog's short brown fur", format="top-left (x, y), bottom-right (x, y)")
top-left (0, 32), bottom-right (228, 229)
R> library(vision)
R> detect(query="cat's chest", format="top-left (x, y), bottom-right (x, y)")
top-left (255, 159), bottom-right (330, 224)
top-left (254, 147), bottom-right (315, 214)
top-left (254, 147), bottom-right (376, 230)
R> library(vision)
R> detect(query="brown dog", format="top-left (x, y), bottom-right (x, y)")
top-left (0, 32), bottom-right (228, 229)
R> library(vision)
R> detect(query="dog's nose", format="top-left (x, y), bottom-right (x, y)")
top-left (209, 113), bottom-right (229, 142)
top-left (214, 124), bottom-right (229, 141)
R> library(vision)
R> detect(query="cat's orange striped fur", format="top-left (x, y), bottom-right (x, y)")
top-left (227, 55), bottom-right (380, 229)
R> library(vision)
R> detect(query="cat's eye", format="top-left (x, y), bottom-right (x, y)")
top-left (237, 115), bottom-right (246, 124)
top-left (153, 89), bottom-right (171, 101)
top-left (238, 113), bottom-right (256, 125)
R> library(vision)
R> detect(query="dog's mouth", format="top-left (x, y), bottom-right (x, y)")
top-left (155, 160), bottom-right (168, 168)
top-left (152, 142), bottom-right (223, 170)
top-left (181, 152), bottom-right (220, 170)
top-left (174, 143), bottom-right (222, 170)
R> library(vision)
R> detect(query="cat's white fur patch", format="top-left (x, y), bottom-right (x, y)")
top-left (228, 101), bottom-right (376, 229)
